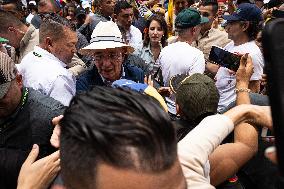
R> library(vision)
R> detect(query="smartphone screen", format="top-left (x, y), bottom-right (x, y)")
top-left (209, 46), bottom-right (241, 72)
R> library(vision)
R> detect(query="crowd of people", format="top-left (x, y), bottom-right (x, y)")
top-left (0, 0), bottom-right (283, 188)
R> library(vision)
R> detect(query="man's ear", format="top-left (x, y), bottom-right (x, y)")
top-left (113, 13), bottom-right (118, 20)
top-left (45, 37), bottom-right (53, 52)
top-left (7, 26), bottom-right (17, 33)
top-left (192, 26), bottom-right (198, 35)
top-left (242, 21), bottom-right (249, 31)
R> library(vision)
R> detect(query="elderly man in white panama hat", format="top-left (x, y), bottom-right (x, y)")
top-left (76, 21), bottom-right (144, 93)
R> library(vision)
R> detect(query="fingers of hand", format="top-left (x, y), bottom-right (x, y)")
top-left (144, 75), bottom-right (147, 84)
top-left (265, 146), bottom-right (277, 164)
top-left (52, 115), bottom-right (63, 126)
top-left (50, 125), bottom-right (61, 148)
top-left (24, 144), bottom-right (39, 165)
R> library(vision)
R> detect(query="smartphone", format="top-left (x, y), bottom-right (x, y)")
top-left (272, 10), bottom-right (284, 18)
top-left (209, 46), bottom-right (241, 72)
top-left (262, 18), bottom-right (284, 174)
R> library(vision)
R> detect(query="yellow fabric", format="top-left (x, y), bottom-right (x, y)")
top-left (167, 0), bottom-right (174, 37)
top-left (144, 86), bottom-right (168, 112)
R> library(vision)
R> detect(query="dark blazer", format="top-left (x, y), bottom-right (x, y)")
top-left (76, 63), bottom-right (144, 93)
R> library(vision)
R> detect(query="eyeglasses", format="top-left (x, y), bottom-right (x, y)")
top-left (92, 52), bottom-right (122, 62)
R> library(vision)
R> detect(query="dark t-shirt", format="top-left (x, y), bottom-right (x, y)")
top-left (0, 88), bottom-right (65, 189)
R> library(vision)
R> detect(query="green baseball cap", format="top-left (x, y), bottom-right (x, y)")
top-left (175, 8), bottom-right (209, 29)
top-left (0, 37), bottom-right (8, 43)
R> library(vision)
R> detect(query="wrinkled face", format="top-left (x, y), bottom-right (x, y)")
top-left (199, 5), bottom-right (216, 32)
top-left (96, 160), bottom-right (187, 189)
top-left (0, 76), bottom-right (22, 118)
top-left (174, 0), bottom-right (189, 14)
top-left (93, 48), bottom-right (124, 81)
top-left (116, 8), bottom-right (134, 31)
top-left (225, 21), bottom-right (244, 42)
top-left (149, 20), bottom-right (164, 44)
top-left (51, 28), bottom-right (77, 64)
top-left (99, 0), bottom-right (115, 17)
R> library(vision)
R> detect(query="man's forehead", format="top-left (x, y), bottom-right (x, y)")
top-left (96, 160), bottom-right (187, 189)
top-left (94, 48), bottom-right (123, 54)
top-left (120, 8), bottom-right (133, 14)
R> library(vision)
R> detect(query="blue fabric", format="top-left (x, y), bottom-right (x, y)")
top-left (76, 63), bottom-right (144, 93)
top-left (112, 79), bottom-right (148, 93)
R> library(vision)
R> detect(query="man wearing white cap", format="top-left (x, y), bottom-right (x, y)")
top-left (76, 21), bottom-right (144, 92)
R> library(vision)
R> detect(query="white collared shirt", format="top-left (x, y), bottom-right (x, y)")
top-left (17, 46), bottom-right (76, 106)
top-left (126, 25), bottom-right (143, 55)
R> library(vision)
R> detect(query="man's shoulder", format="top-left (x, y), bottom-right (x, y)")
top-left (125, 63), bottom-right (143, 72)
top-left (90, 14), bottom-right (106, 30)
top-left (209, 28), bottom-right (228, 37)
top-left (225, 41), bottom-right (261, 55)
top-left (163, 42), bottom-right (203, 54)
top-left (124, 63), bottom-right (144, 83)
top-left (130, 25), bottom-right (142, 35)
top-left (27, 88), bottom-right (66, 114)
top-left (20, 50), bottom-right (68, 75)
top-left (76, 67), bottom-right (104, 92)
top-left (19, 50), bottom-right (38, 65)
top-left (208, 28), bottom-right (230, 42)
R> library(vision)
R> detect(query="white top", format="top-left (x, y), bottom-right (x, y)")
top-left (26, 13), bottom-right (35, 24)
top-left (158, 42), bottom-right (205, 87)
top-left (178, 114), bottom-right (234, 189)
top-left (126, 25), bottom-right (143, 55)
top-left (18, 46), bottom-right (76, 106)
top-left (158, 42), bottom-right (205, 115)
top-left (215, 41), bottom-right (264, 112)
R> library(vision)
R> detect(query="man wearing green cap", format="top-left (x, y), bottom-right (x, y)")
top-left (157, 8), bottom-right (209, 116)
top-left (159, 8), bottom-right (209, 87)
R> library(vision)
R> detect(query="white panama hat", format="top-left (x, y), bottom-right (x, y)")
top-left (79, 21), bottom-right (134, 55)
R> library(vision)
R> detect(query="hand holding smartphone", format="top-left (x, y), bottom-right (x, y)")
top-left (209, 46), bottom-right (242, 72)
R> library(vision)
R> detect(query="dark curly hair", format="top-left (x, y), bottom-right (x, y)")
top-left (241, 21), bottom-right (262, 41)
top-left (143, 15), bottom-right (168, 48)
